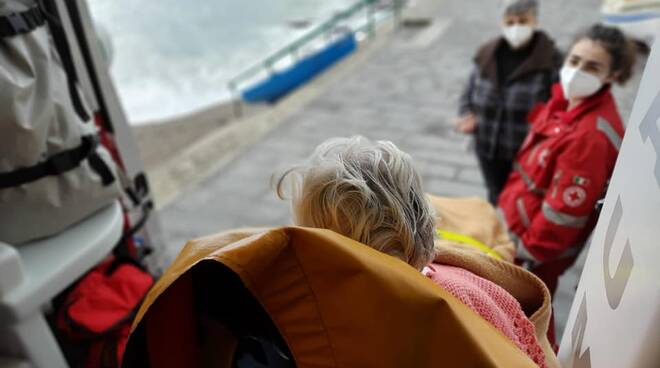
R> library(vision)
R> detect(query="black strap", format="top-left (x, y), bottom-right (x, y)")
top-left (39, 0), bottom-right (91, 122)
top-left (0, 135), bottom-right (115, 189)
top-left (0, 6), bottom-right (46, 38)
top-left (66, 73), bottom-right (91, 123)
top-left (88, 151), bottom-right (116, 186)
top-left (122, 172), bottom-right (151, 207)
top-left (113, 199), bottom-right (154, 261)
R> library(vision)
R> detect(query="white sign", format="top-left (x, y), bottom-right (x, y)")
top-left (558, 32), bottom-right (660, 368)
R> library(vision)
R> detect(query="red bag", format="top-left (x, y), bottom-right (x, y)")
top-left (56, 258), bottom-right (153, 368)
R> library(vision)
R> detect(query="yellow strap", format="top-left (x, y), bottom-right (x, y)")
top-left (436, 229), bottom-right (503, 261)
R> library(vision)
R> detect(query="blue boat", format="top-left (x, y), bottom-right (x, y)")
top-left (242, 33), bottom-right (357, 103)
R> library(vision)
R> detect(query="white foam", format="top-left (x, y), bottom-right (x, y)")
top-left (88, 0), bottom-right (357, 123)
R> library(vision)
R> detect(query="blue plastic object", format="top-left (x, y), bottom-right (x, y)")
top-left (242, 33), bottom-right (357, 103)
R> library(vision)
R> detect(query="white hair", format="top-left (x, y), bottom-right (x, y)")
top-left (275, 136), bottom-right (436, 270)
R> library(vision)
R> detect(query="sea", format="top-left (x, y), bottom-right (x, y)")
top-left (88, 0), bottom-right (358, 123)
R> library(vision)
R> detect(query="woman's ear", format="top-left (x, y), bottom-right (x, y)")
top-left (604, 70), bottom-right (620, 85)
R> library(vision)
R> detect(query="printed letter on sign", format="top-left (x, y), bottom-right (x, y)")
top-left (639, 90), bottom-right (660, 189)
top-left (602, 196), bottom-right (634, 310)
top-left (569, 294), bottom-right (591, 368)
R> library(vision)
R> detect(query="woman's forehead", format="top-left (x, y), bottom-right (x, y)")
top-left (569, 39), bottom-right (611, 67)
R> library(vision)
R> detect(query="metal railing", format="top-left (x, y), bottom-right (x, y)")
top-left (227, 0), bottom-right (404, 115)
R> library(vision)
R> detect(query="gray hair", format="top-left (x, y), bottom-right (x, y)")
top-left (275, 136), bottom-right (436, 270)
top-left (501, 0), bottom-right (539, 16)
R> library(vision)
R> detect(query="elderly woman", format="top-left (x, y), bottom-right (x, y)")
top-left (277, 136), bottom-right (557, 367)
top-left (455, 0), bottom-right (562, 204)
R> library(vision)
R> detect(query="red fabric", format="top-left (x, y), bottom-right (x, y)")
top-left (499, 83), bottom-right (623, 263)
top-left (66, 260), bottom-right (153, 334)
top-left (58, 258), bottom-right (153, 367)
top-left (499, 84), bottom-right (624, 351)
top-left (94, 113), bottom-right (124, 169)
top-left (425, 263), bottom-right (547, 367)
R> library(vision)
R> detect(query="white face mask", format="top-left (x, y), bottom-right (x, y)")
top-left (502, 25), bottom-right (534, 49)
top-left (560, 66), bottom-right (603, 100)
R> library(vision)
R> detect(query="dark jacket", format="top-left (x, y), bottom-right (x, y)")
top-left (459, 31), bottom-right (562, 161)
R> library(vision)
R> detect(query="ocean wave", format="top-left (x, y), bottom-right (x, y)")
top-left (88, 0), bottom-right (356, 123)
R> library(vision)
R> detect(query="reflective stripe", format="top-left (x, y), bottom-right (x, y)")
top-left (527, 145), bottom-right (540, 165)
top-left (542, 202), bottom-right (589, 228)
top-left (436, 229), bottom-right (503, 261)
top-left (597, 117), bottom-right (622, 151)
top-left (496, 207), bottom-right (507, 227)
top-left (498, 206), bottom-right (584, 267)
top-left (516, 197), bottom-right (531, 227)
top-left (514, 163), bottom-right (546, 195)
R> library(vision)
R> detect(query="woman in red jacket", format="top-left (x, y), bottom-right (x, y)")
top-left (498, 24), bottom-right (637, 302)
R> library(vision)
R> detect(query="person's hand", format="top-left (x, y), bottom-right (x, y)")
top-left (454, 113), bottom-right (477, 134)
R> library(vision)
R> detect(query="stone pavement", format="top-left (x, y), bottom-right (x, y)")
top-left (157, 0), bottom-right (644, 341)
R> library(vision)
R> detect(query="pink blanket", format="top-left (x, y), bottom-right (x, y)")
top-left (424, 263), bottom-right (546, 367)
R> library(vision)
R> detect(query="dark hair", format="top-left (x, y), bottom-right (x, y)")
top-left (574, 24), bottom-right (637, 85)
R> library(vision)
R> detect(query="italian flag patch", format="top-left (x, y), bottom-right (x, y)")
top-left (573, 176), bottom-right (590, 186)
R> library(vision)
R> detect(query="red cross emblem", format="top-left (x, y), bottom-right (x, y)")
top-left (563, 186), bottom-right (587, 207)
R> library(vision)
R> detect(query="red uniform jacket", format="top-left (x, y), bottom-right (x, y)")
top-left (498, 84), bottom-right (624, 286)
